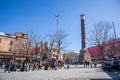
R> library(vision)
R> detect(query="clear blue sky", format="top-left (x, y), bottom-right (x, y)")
top-left (0, 0), bottom-right (120, 53)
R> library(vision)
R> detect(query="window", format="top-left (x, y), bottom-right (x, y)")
top-left (22, 34), bottom-right (24, 38)
top-left (0, 39), bottom-right (1, 43)
top-left (10, 41), bottom-right (13, 45)
top-left (22, 43), bottom-right (23, 47)
top-left (9, 48), bottom-right (11, 51)
top-left (53, 54), bottom-right (56, 57)
top-left (119, 49), bottom-right (120, 53)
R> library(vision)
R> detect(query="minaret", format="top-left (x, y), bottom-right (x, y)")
top-left (79, 14), bottom-right (91, 64)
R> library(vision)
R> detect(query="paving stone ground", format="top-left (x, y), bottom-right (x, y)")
top-left (0, 65), bottom-right (119, 80)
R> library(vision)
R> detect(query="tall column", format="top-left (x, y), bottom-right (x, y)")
top-left (79, 14), bottom-right (91, 64)
top-left (80, 14), bottom-right (86, 49)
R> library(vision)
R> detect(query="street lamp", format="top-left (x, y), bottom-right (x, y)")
top-left (54, 14), bottom-right (60, 51)
top-left (54, 14), bottom-right (60, 30)
top-left (54, 14), bottom-right (60, 68)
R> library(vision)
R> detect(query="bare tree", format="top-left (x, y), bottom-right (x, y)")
top-left (26, 30), bottom-right (49, 66)
top-left (49, 33), bottom-right (56, 47)
top-left (48, 29), bottom-right (69, 53)
top-left (88, 21), bottom-right (113, 58)
top-left (10, 40), bottom-right (17, 64)
top-left (15, 38), bottom-right (27, 61)
top-left (48, 29), bottom-right (69, 63)
top-left (38, 41), bottom-right (49, 65)
top-left (10, 35), bottom-right (27, 63)
top-left (66, 51), bottom-right (75, 64)
top-left (34, 37), bottom-right (43, 65)
top-left (49, 30), bottom-right (68, 52)
top-left (33, 36), bottom-right (42, 58)
top-left (26, 30), bottom-right (35, 63)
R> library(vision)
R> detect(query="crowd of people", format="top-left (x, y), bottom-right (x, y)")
top-left (0, 59), bottom-right (65, 73)
top-left (83, 60), bottom-right (97, 68)
top-left (1, 58), bottom-right (119, 73)
top-left (101, 58), bottom-right (120, 71)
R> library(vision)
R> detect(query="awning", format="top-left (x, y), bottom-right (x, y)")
top-left (0, 51), bottom-right (13, 56)
top-left (114, 53), bottom-right (120, 58)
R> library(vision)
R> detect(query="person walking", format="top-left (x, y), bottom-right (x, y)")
top-left (93, 60), bottom-right (97, 68)
top-left (0, 60), bottom-right (2, 68)
top-left (27, 62), bottom-right (30, 71)
top-left (90, 61), bottom-right (93, 68)
top-left (4, 62), bottom-right (12, 73)
top-left (83, 60), bottom-right (87, 68)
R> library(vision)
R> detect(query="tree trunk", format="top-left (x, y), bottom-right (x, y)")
top-left (40, 50), bottom-right (44, 65)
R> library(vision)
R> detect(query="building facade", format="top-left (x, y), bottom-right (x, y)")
top-left (87, 38), bottom-right (120, 60)
top-left (31, 42), bottom-right (64, 63)
top-left (50, 47), bottom-right (64, 62)
top-left (0, 32), bottom-right (64, 66)
top-left (63, 52), bottom-right (79, 64)
top-left (0, 32), bottom-right (28, 61)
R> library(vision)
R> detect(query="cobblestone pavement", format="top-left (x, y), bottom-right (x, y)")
top-left (0, 65), bottom-right (120, 80)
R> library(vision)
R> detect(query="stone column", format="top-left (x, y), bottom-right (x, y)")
top-left (79, 14), bottom-right (91, 64)
top-left (80, 14), bottom-right (86, 49)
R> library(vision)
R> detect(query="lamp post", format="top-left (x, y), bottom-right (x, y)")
top-left (54, 14), bottom-right (60, 68)
top-left (54, 14), bottom-right (60, 34)
top-left (54, 14), bottom-right (60, 54)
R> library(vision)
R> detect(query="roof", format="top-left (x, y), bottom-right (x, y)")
top-left (0, 32), bottom-right (6, 36)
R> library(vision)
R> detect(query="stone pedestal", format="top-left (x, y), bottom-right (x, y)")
top-left (79, 48), bottom-right (91, 64)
